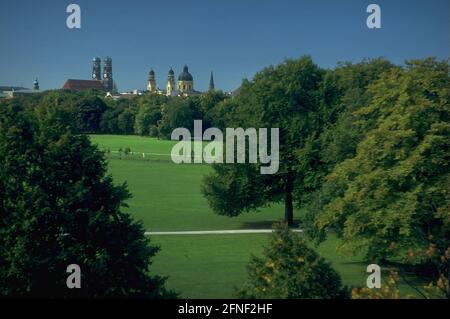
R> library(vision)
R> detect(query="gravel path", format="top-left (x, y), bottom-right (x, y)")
top-left (145, 229), bottom-right (302, 236)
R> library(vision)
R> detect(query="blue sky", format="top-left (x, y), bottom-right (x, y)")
top-left (0, 0), bottom-right (448, 92)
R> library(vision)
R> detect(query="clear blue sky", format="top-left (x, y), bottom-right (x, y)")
top-left (0, 0), bottom-right (448, 92)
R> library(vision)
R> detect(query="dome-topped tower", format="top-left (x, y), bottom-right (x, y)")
top-left (166, 67), bottom-right (176, 96)
top-left (178, 65), bottom-right (194, 94)
top-left (178, 65), bottom-right (193, 81)
top-left (33, 78), bottom-right (39, 91)
top-left (147, 69), bottom-right (157, 93)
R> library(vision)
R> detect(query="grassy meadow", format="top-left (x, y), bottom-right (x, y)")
top-left (89, 134), bottom-right (421, 298)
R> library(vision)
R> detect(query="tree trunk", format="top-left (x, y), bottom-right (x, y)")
top-left (284, 173), bottom-right (294, 226)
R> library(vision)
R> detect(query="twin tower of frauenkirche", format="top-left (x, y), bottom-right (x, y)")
top-left (92, 57), bottom-right (114, 92)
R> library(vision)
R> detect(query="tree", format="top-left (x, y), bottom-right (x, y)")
top-left (117, 108), bottom-right (136, 135)
top-left (134, 95), bottom-right (165, 136)
top-left (207, 97), bottom-right (239, 131)
top-left (314, 58), bottom-right (450, 261)
top-left (198, 90), bottom-right (228, 128)
top-left (100, 106), bottom-right (120, 133)
top-left (0, 101), bottom-right (173, 298)
top-left (202, 57), bottom-right (324, 225)
top-left (300, 58), bottom-right (396, 240)
top-left (237, 223), bottom-right (348, 299)
top-left (157, 97), bottom-right (200, 139)
top-left (73, 95), bottom-right (107, 133)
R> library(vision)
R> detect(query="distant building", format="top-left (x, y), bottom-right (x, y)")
top-left (102, 57), bottom-right (114, 92)
top-left (146, 65), bottom-right (209, 97)
top-left (209, 71), bottom-right (215, 91)
top-left (166, 67), bottom-right (176, 96)
top-left (105, 89), bottom-right (144, 101)
top-left (147, 69), bottom-right (157, 93)
top-left (1, 79), bottom-right (40, 99)
top-left (92, 57), bottom-right (101, 80)
top-left (62, 57), bottom-right (115, 92)
top-left (62, 79), bottom-right (106, 91)
top-left (33, 78), bottom-right (39, 90)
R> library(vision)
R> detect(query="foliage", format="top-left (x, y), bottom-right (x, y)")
top-left (237, 223), bottom-right (348, 299)
top-left (314, 58), bottom-right (450, 261)
top-left (72, 96), bottom-right (107, 133)
top-left (134, 95), bottom-right (167, 136)
top-left (203, 56), bottom-right (325, 225)
top-left (158, 97), bottom-right (201, 139)
top-left (0, 101), bottom-right (174, 298)
top-left (351, 271), bottom-right (407, 299)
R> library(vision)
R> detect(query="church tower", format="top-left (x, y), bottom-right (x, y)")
top-left (102, 57), bottom-right (113, 92)
top-left (178, 65), bottom-right (194, 94)
top-left (209, 71), bottom-right (215, 91)
top-left (147, 69), bottom-right (157, 93)
top-left (92, 57), bottom-right (101, 80)
top-left (166, 67), bottom-right (176, 96)
top-left (33, 78), bottom-right (39, 91)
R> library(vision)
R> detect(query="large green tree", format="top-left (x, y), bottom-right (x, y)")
top-left (314, 58), bottom-right (450, 261)
top-left (300, 59), bottom-right (396, 238)
top-left (0, 101), bottom-right (173, 298)
top-left (202, 57), bottom-right (324, 225)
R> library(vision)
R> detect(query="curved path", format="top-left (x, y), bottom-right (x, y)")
top-left (145, 229), bottom-right (302, 236)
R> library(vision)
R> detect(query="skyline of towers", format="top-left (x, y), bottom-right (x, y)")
top-left (90, 58), bottom-right (215, 95)
top-left (147, 65), bottom-right (214, 96)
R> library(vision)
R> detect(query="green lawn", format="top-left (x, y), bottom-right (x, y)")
top-left (89, 135), bottom-right (422, 298)
top-left (90, 134), bottom-right (293, 231)
top-left (90, 134), bottom-right (177, 154)
top-left (152, 233), bottom-right (371, 298)
top-left (152, 233), bottom-right (420, 298)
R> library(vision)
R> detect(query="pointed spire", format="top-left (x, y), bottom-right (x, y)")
top-left (209, 71), bottom-right (215, 91)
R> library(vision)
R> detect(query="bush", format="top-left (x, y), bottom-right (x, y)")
top-left (237, 223), bottom-right (349, 299)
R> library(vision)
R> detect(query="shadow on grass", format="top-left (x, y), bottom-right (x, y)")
top-left (239, 219), bottom-right (302, 229)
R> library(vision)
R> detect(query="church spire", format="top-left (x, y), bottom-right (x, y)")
top-left (209, 71), bottom-right (215, 91)
top-left (33, 78), bottom-right (39, 91)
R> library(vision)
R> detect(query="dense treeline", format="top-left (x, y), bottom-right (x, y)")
top-left (9, 89), bottom-right (230, 138)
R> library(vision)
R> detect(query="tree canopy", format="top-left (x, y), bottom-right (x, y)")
top-left (0, 101), bottom-right (173, 298)
top-left (202, 56), bottom-right (325, 225)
